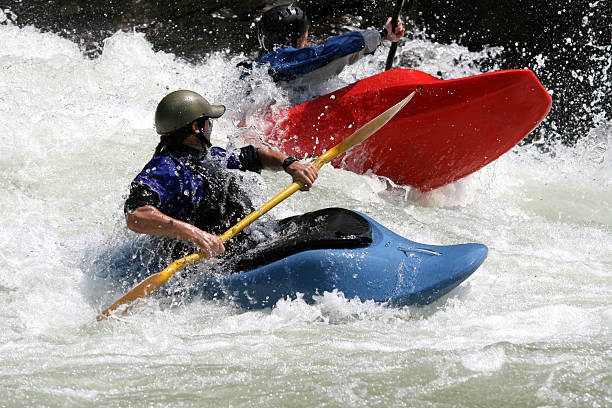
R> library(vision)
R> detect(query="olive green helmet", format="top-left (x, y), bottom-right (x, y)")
top-left (154, 90), bottom-right (226, 134)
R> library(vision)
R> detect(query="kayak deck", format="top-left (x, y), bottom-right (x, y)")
top-left (193, 211), bottom-right (488, 308)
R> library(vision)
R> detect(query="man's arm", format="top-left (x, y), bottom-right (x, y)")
top-left (257, 148), bottom-right (318, 191)
top-left (126, 205), bottom-right (225, 258)
top-left (255, 32), bottom-right (366, 81)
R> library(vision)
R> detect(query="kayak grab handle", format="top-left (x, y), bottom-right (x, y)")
top-left (397, 247), bottom-right (442, 256)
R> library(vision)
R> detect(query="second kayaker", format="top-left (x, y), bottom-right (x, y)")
top-left (242, 3), bottom-right (405, 83)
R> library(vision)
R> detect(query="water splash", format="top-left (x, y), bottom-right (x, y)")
top-left (0, 20), bottom-right (610, 407)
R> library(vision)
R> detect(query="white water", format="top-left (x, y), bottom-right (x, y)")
top-left (0, 21), bottom-right (610, 407)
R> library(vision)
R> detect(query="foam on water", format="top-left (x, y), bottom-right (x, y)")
top-left (0, 19), bottom-right (610, 407)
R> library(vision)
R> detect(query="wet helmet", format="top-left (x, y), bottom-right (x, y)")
top-left (258, 4), bottom-right (310, 51)
top-left (154, 90), bottom-right (225, 134)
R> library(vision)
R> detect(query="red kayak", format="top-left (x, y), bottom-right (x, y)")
top-left (261, 69), bottom-right (552, 191)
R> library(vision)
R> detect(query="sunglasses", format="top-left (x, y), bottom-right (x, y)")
top-left (199, 117), bottom-right (213, 131)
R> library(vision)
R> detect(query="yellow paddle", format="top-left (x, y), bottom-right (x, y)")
top-left (97, 91), bottom-right (416, 320)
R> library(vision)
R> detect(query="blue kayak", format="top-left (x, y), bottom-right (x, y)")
top-left (190, 208), bottom-right (488, 309)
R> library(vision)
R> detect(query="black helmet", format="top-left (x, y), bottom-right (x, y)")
top-left (154, 90), bottom-right (225, 135)
top-left (258, 4), bottom-right (310, 51)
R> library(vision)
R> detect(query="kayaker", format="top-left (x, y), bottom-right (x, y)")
top-left (245, 4), bottom-right (405, 82)
top-left (124, 90), bottom-right (318, 260)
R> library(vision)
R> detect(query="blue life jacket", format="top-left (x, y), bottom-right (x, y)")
top-left (125, 145), bottom-right (261, 238)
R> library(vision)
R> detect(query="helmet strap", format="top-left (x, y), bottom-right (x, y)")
top-left (196, 132), bottom-right (212, 149)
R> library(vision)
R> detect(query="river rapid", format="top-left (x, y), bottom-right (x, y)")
top-left (0, 18), bottom-right (610, 407)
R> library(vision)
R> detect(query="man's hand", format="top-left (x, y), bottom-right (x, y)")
top-left (286, 161), bottom-right (318, 191)
top-left (384, 17), bottom-right (405, 42)
top-left (256, 148), bottom-right (319, 190)
top-left (184, 225), bottom-right (226, 258)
